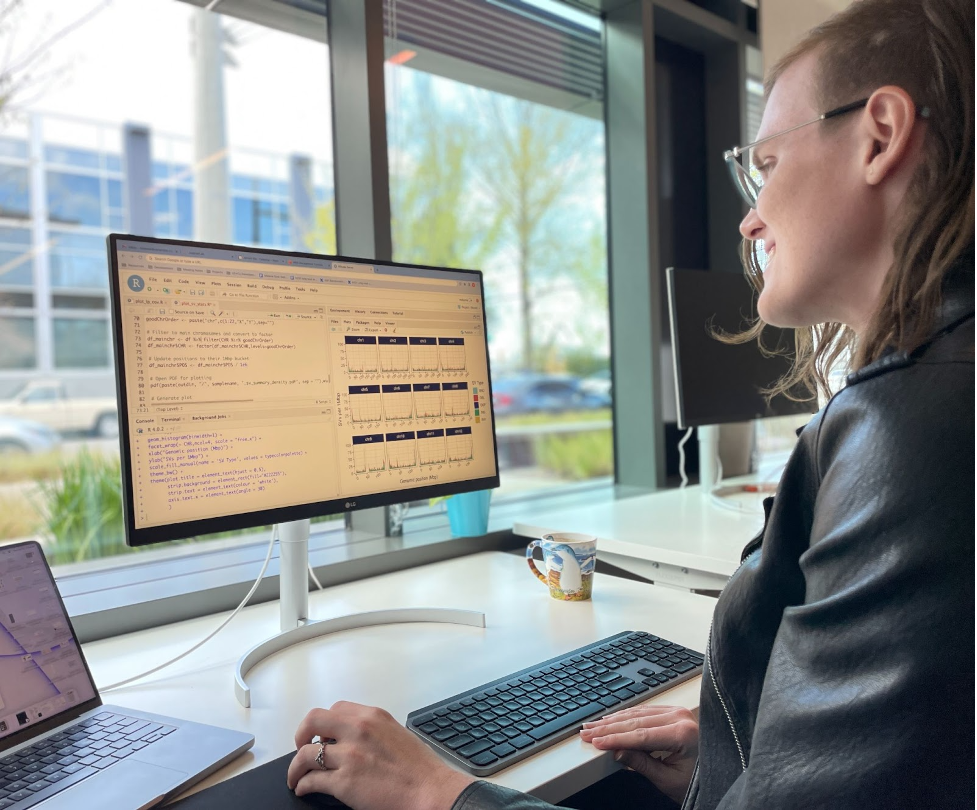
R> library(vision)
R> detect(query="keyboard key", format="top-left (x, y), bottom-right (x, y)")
top-left (458, 740), bottom-right (493, 758)
top-left (526, 702), bottom-right (605, 742)
top-left (419, 723), bottom-right (438, 734)
top-left (444, 735), bottom-right (474, 750)
top-left (491, 743), bottom-right (516, 758)
top-left (488, 733), bottom-right (508, 745)
top-left (431, 729), bottom-right (456, 742)
top-left (470, 752), bottom-right (498, 767)
top-left (673, 661), bottom-right (696, 673)
top-left (509, 735), bottom-right (534, 750)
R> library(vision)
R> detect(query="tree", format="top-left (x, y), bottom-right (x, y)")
top-left (468, 93), bottom-right (605, 370)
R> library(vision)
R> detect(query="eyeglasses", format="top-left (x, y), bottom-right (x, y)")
top-left (723, 97), bottom-right (931, 209)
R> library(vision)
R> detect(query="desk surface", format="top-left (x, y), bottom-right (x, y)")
top-left (83, 551), bottom-right (717, 805)
top-left (514, 484), bottom-right (766, 577)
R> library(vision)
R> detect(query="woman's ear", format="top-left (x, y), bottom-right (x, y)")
top-left (860, 85), bottom-right (922, 186)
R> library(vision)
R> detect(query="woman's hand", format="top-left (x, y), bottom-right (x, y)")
top-left (287, 701), bottom-right (476, 810)
top-left (579, 704), bottom-right (699, 805)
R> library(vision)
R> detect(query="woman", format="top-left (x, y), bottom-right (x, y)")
top-left (286, 0), bottom-right (974, 807)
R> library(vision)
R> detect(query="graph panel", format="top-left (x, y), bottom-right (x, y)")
top-left (386, 431), bottom-right (417, 470)
top-left (446, 426), bottom-right (474, 462)
top-left (409, 337), bottom-right (439, 372)
top-left (352, 434), bottom-right (386, 473)
top-left (345, 335), bottom-right (378, 372)
top-left (438, 337), bottom-right (466, 372)
top-left (349, 385), bottom-right (382, 423)
top-left (442, 382), bottom-right (470, 417)
top-left (417, 429), bottom-right (447, 465)
top-left (379, 336), bottom-right (409, 372)
top-left (381, 384), bottom-right (413, 421)
top-left (413, 383), bottom-right (442, 418)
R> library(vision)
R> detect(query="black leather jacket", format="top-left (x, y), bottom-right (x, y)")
top-left (452, 268), bottom-right (975, 810)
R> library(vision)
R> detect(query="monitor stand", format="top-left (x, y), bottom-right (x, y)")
top-left (233, 518), bottom-right (486, 707)
top-left (698, 424), bottom-right (720, 494)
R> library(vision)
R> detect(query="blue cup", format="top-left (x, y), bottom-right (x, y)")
top-left (446, 490), bottom-right (492, 537)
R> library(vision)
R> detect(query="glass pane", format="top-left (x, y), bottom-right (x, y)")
top-left (0, 0), bottom-right (334, 570)
top-left (386, 58), bottom-right (611, 498)
top-left (47, 172), bottom-right (103, 226)
top-left (53, 318), bottom-right (109, 368)
top-left (0, 318), bottom-right (35, 369)
top-left (0, 165), bottom-right (31, 218)
top-left (0, 249), bottom-right (34, 286)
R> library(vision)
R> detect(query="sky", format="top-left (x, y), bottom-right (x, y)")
top-left (2, 0), bottom-right (333, 161)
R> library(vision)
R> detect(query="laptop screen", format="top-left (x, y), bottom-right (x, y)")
top-left (0, 543), bottom-right (98, 744)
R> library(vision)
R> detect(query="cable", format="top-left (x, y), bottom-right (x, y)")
top-left (100, 524), bottom-right (279, 692)
top-left (308, 561), bottom-right (324, 591)
top-left (677, 427), bottom-right (694, 488)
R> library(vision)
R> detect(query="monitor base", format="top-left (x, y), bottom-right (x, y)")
top-left (235, 518), bottom-right (485, 708)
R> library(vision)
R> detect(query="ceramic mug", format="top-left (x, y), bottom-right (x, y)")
top-left (525, 532), bottom-right (597, 601)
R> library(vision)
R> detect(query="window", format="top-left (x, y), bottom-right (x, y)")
top-left (49, 231), bottom-right (110, 290)
top-left (0, 317), bottom-right (35, 369)
top-left (0, 227), bottom-right (34, 287)
top-left (53, 318), bottom-right (110, 368)
top-left (385, 0), bottom-right (611, 500)
top-left (0, 165), bottom-right (30, 219)
top-left (0, 0), bottom-right (334, 575)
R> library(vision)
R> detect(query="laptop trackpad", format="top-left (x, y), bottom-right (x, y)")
top-left (50, 759), bottom-right (187, 810)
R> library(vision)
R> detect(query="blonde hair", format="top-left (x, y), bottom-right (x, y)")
top-left (736, 0), bottom-right (974, 401)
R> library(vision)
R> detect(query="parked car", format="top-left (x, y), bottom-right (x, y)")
top-left (0, 380), bottom-right (118, 437)
top-left (491, 374), bottom-right (611, 416)
top-left (579, 369), bottom-right (612, 401)
top-left (0, 416), bottom-right (61, 455)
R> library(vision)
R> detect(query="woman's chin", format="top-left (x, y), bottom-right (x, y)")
top-left (757, 291), bottom-right (798, 329)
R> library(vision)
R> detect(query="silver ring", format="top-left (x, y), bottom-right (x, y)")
top-left (314, 740), bottom-right (326, 770)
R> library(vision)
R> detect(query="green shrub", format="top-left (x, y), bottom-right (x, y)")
top-left (35, 450), bottom-right (126, 565)
top-left (535, 428), bottom-right (613, 480)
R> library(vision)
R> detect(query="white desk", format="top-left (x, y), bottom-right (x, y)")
top-left (514, 485), bottom-right (767, 591)
top-left (83, 551), bottom-right (717, 805)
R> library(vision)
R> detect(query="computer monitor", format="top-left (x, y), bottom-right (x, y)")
top-left (666, 267), bottom-right (817, 430)
top-left (106, 235), bottom-right (499, 547)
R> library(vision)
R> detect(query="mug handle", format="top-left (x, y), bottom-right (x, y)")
top-left (525, 539), bottom-right (548, 585)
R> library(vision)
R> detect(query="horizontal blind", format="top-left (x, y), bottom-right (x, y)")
top-left (384, 0), bottom-right (603, 102)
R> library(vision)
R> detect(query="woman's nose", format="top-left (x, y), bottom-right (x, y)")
top-left (739, 207), bottom-right (765, 241)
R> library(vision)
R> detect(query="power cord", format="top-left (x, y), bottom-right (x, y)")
top-left (100, 524), bottom-right (280, 692)
top-left (677, 427), bottom-right (694, 488)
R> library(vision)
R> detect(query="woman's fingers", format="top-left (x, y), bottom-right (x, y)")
top-left (286, 742), bottom-right (329, 791)
top-left (586, 725), bottom-right (678, 753)
top-left (582, 704), bottom-right (685, 728)
top-left (293, 703), bottom-right (359, 749)
top-left (581, 707), bottom-right (688, 741)
top-left (293, 769), bottom-right (337, 799)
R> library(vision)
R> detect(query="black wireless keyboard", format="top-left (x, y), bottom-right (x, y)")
top-left (406, 630), bottom-right (704, 776)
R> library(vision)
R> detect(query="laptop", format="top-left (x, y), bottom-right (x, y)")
top-left (0, 541), bottom-right (254, 809)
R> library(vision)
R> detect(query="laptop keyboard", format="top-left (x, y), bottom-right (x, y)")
top-left (407, 630), bottom-right (704, 776)
top-left (0, 711), bottom-right (176, 809)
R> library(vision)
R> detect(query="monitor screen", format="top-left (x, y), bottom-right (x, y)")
top-left (666, 267), bottom-right (817, 429)
top-left (107, 235), bottom-right (499, 546)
